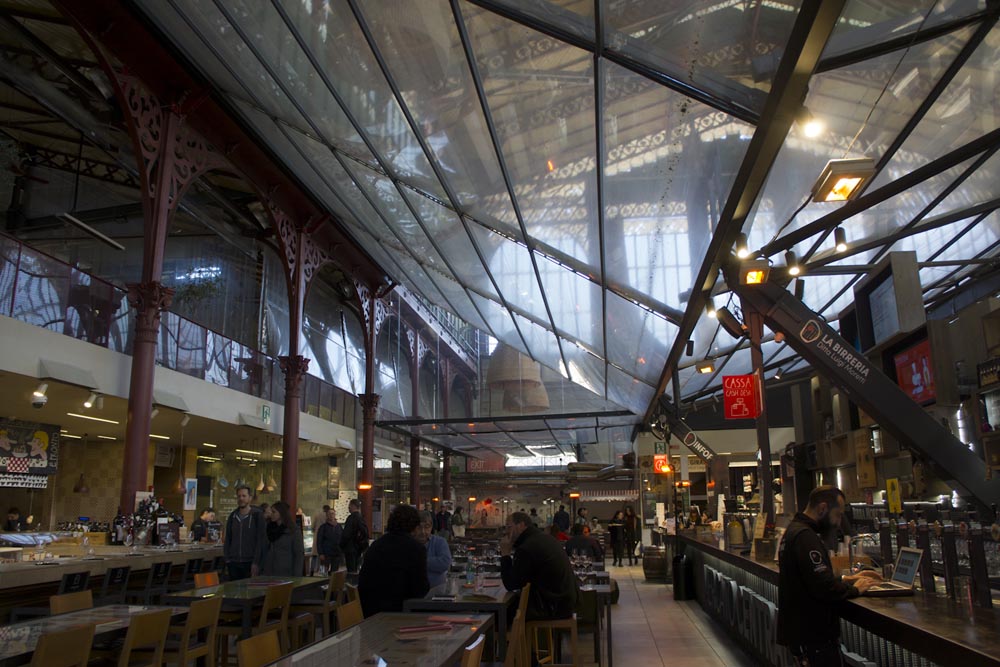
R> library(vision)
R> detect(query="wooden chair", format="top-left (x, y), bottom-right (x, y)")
top-left (287, 606), bottom-right (315, 651)
top-left (96, 566), bottom-right (132, 605)
top-left (526, 614), bottom-right (579, 667)
top-left (160, 596), bottom-right (221, 666)
top-left (50, 589), bottom-right (93, 615)
top-left (504, 609), bottom-right (528, 667)
top-left (461, 635), bottom-right (487, 667)
top-left (218, 582), bottom-right (293, 665)
top-left (335, 599), bottom-right (363, 631)
top-left (193, 571), bottom-right (219, 588)
top-left (290, 568), bottom-right (345, 636)
top-left (114, 608), bottom-right (171, 667)
top-left (344, 583), bottom-right (359, 603)
top-left (236, 630), bottom-right (281, 667)
top-left (30, 624), bottom-right (95, 667)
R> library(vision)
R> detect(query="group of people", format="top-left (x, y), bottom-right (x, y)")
top-left (549, 504), bottom-right (640, 567)
top-left (221, 487), bottom-right (369, 581)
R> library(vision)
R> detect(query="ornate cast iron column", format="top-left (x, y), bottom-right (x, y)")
top-left (354, 281), bottom-right (389, 523)
top-left (111, 73), bottom-right (224, 514)
top-left (279, 354), bottom-right (309, 510)
top-left (442, 451), bottom-right (452, 503)
top-left (407, 326), bottom-right (425, 508)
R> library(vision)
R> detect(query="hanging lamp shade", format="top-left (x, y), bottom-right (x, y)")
top-left (73, 473), bottom-right (89, 494)
top-left (486, 344), bottom-right (542, 389)
top-left (503, 382), bottom-right (550, 413)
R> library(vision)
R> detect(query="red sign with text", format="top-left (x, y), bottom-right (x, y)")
top-left (723, 374), bottom-right (760, 420)
top-left (653, 454), bottom-right (670, 474)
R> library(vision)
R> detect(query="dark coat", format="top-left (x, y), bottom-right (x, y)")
top-left (315, 521), bottom-right (343, 560)
top-left (358, 531), bottom-right (429, 617)
top-left (607, 519), bottom-right (625, 546)
top-left (565, 535), bottom-right (603, 561)
top-left (776, 513), bottom-right (858, 648)
top-left (261, 524), bottom-right (304, 577)
top-left (500, 525), bottom-right (578, 620)
top-left (223, 507), bottom-right (266, 566)
top-left (552, 510), bottom-right (570, 532)
top-left (340, 510), bottom-right (369, 555)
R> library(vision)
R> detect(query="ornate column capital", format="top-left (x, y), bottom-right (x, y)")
top-left (127, 281), bottom-right (174, 343)
top-left (359, 392), bottom-right (381, 423)
top-left (278, 354), bottom-right (310, 396)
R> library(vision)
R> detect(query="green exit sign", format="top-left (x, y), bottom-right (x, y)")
top-left (654, 441), bottom-right (667, 454)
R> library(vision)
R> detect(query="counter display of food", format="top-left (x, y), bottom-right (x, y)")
top-left (678, 532), bottom-right (1000, 667)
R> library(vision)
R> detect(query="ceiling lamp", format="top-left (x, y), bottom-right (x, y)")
top-left (811, 158), bottom-right (875, 202)
top-left (716, 307), bottom-right (747, 339)
top-left (834, 227), bottom-right (848, 252)
top-left (697, 359), bottom-right (716, 374)
top-left (706, 296), bottom-right (718, 319)
top-left (739, 259), bottom-right (771, 285)
top-left (83, 392), bottom-right (98, 409)
top-left (33, 383), bottom-right (48, 398)
top-left (502, 383), bottom-right (549, 413)
top-left (486, 344), bottom-right (542, 389)
top-left (798, 108), bottom-right (824, 138)
top-left (774, 368), bottom-right (783, 380)
top-left (785, 251), bottom-right (801, 276)
top-left (735, 233), bottom-right (750, 259)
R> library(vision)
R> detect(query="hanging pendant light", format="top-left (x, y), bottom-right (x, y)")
top-left (486, 344), bottom-right (542, 389)
top-left (173, 419), bottom-right (186, 494)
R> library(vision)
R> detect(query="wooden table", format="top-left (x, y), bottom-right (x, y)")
top-left (162, 575), bottom-right (325, 638)
top-left (403, 575), bottom-right (513, 660)
top-left (269, 612), bottom-right (493, 666)
top-left (0, 604), bottom-right (188, 666)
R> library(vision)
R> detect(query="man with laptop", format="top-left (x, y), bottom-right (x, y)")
top-left (777, 486), bottom-right (883, 666)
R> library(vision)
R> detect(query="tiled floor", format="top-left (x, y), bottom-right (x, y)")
top-left (607, 562), bottom-right (754, 667)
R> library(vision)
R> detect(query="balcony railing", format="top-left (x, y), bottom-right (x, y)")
top-left (0, 232), bottom-right (352, 426)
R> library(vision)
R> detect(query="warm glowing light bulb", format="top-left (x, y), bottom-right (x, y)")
top-left (802, 118), bottom-right (824, 138)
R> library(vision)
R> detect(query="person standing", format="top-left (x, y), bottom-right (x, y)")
top-left (224, 485), bottom-right (266, 581)
top-left (4, 507), bottom-right (28, 532)
top-left (623, 505), bottom-right (639, 565)
top-left (500, 512), bottom-right (577, 621)
top-left (777, 486), bottom-right (881, 666)
top-left (529, 508), bottom-right (541, 526)
top-left (261, 501), bottom-right (304, 577)
top-left (608, 510), bottom-right (626, 567)
top-left (575, 507), bottom-right (589, 526)
top-left (434, 505), bottom-right (452, 538)
top-left (552, 504), bottom-right (570, 533)
top-left (451, 506), bottom-right (466, 538)
top-left (340, 498), bottom-right (369, 573)
top-left (358, 505), bottom-right (429, 617)
top-left (315, 507), bottom-right (344, 572)
top-left (419, 510), bottom-right (453, 587)
top-left (190, 507), bottom-right (215, 543)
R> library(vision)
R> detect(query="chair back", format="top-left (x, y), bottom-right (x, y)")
top-left (58, 571), bottom-right (90, 594)
top-left (326, 569), bottom-right (347, 604)
top-left (210, 555), bottom-right (226, 573)
top-left (149, 561), bottom-right (173, 586)
top-left (30, 624), bottom-right (95, 667)
top-left (180, 596), bottom-right (222, 653)
top-left (236, 630), bottom-right (281, 667)
top-left (100, 566), bottom-right (131, 603)
top-left (345, 583), bottom-right (359, 602)
top-left (117, 608), bottom-right (171, 667)
top-left (258, 582), bottom-right (293, 630)
top-left (194, 571), bottom-right (220, 588)
top-left (460, 634), bottom-right (486, 667)
top-left (181, 557), bottom-right (204, 582)
top-left (50, 589), bottom-right (93, 615)
top-left (335, 599), bottom-right (363, 631)
top-left (504, 610), bottom-right (528, 667)
top-left (516, 582), bottom-right (531, 621)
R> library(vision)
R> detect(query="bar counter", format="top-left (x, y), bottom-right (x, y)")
top-left (677, 532), bottom-right (1000, 667)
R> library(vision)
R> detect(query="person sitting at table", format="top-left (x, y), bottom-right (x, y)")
top-left (261, 501), bottom-right (304, 577)
top-left (358, 504), bottom-right (429, 617)
top-left (501, 512), bottom-right (577, 621)
top-left (419, 510), bottom-right (453, 587)
top-left (564, 523), bottom-right (603, 562)
top-left (548, 524), bottom-right (569, 542)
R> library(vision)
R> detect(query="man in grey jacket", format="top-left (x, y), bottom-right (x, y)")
top-left (224, 485), bottom-right (266, 580)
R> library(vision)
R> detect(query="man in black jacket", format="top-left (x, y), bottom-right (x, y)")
top-left (315, 507), bottom-right (343, 571)
top-left (500, 511), bottom-right (577, 620)
top-left (340, 499), bottom-right (368, 573)
top-left (564, 523), bottom-right (603, 562)
top-left (358, 504), bottom-right (429, 617)
top-left (777, 486), bottom-right (881, 666)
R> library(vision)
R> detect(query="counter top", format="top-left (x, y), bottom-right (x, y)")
top-left (0, 545), bottom-right (222, 590)
top-left (678, 532), bottom-right (1000, 667)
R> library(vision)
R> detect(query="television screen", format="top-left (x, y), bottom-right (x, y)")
top-left (869, 275), bottom-right (899, 346)
top-left (893, 339), bottom-right (935, 404)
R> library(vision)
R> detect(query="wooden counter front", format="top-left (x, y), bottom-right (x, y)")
top-left (678, 532), bottom-right (1000, 667)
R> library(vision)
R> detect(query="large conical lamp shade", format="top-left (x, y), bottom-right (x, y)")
top-left (502, 383), bottom-right (550, 413)
top-left (486, 344), bottom-right (542, 389)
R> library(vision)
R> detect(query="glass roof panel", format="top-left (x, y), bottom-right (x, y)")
top-left (279, 0), bottom-right (448, 200)
top-left (508, 310), bottom-right (564, 375)
top-left (605, 290), bottom-right (675, 385)
top-left (489, 0), bottom-right (594, 40)
top-left (751, 28), bottom-right (972, 248)
top-left (465, 224), bottom-right (548, 323)
top-left (559, 339), bottom-right (606, 398)
top-left (603, 0), bottom-right (799, 114)
top-left (469, 292), bottom-right (528, 355)
top-left (922, 149), bottom-right (1000, 219)
top-left (360, 0), bottom-right (521, 231)
top-left (461, 2), bottom-right (602, 271)
top-left (929, 211), bottom-right (1000, 265)
top-left (603, 60), bottom-right (754, 310)
top-left (535, 253), bottom-right (604, 353)
top-left (825, 0), bottom-right (984, 60)
top-left (606, 364), bottom-right (654, 416)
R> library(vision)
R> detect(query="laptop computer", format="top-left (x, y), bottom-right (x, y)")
top-left (864, 547), bottom-right (923, 597)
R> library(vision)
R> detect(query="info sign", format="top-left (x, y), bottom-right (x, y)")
top-left (723, 374), bottom-right (760, 420)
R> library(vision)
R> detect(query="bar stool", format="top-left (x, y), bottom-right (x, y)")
top-left (170, 557), bottom-right (204, 592)
top-left (30, 624), bottom-right (96, 667)
top-left (127, 561), bottom-right (172, 604)
top-left (236, 630), bottom-right (281, 667)
top-left (290, 568), bottom-right (346, 636)
top-left (11, 571), bottom-right (93, 622)
top-left (96, 566), bottom-right (132, 605)
top-left (160, 596), bottom-right (222, 666)
top-left (50, 589), bottom-right (93, 615)
top-left (526, 614), bottom-right (580, 667)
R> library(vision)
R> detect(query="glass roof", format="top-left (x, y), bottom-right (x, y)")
top-left (136, 1), bottom-right (1000, 453)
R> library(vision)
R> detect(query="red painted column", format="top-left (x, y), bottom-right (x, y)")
top-left (442, 451), bottom-right (452, 502)
top-left (359, 392), bottom-right (379, 523)
top-left (279, 355), bottom-right (309, 512)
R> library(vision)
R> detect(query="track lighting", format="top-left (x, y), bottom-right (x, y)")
top-left (84, 392), bottom-right (98, 409)
top-left (785, 251), bottom-right (801, 276)
top-left (33, 383), bottom-right (48, 398)
top-left (735, 233), bottom-right (750, 259)
top-left (150, 408), bottom-right (159, 420)
top-left (774, 368), bottom-right (783, 380)
top-left (834, 227), bottom-right (848, 252)
top-left (685, 340), bottom-right (694, 356)
top-left (180, 414), bottom-right (191, 427)
top-left (706, 297), bottom-right (718, 319)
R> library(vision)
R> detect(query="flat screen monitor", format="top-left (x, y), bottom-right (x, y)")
top-left (868, 275), bottom-right (899, 346)
top-left (893, 339), bottom-right (936, 405)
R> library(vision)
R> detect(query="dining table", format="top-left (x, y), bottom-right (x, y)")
top-left (402, 574), bottom-right (514, 661)
top-left (161, 575), bottom-right (325, 638)
top-left (268, 611), bottom-right (493, 666)
top-left (0, 604), bottom-right (189, 666)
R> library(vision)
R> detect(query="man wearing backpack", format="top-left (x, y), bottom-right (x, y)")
top-left (340, 498), bottom-right (369, 573)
